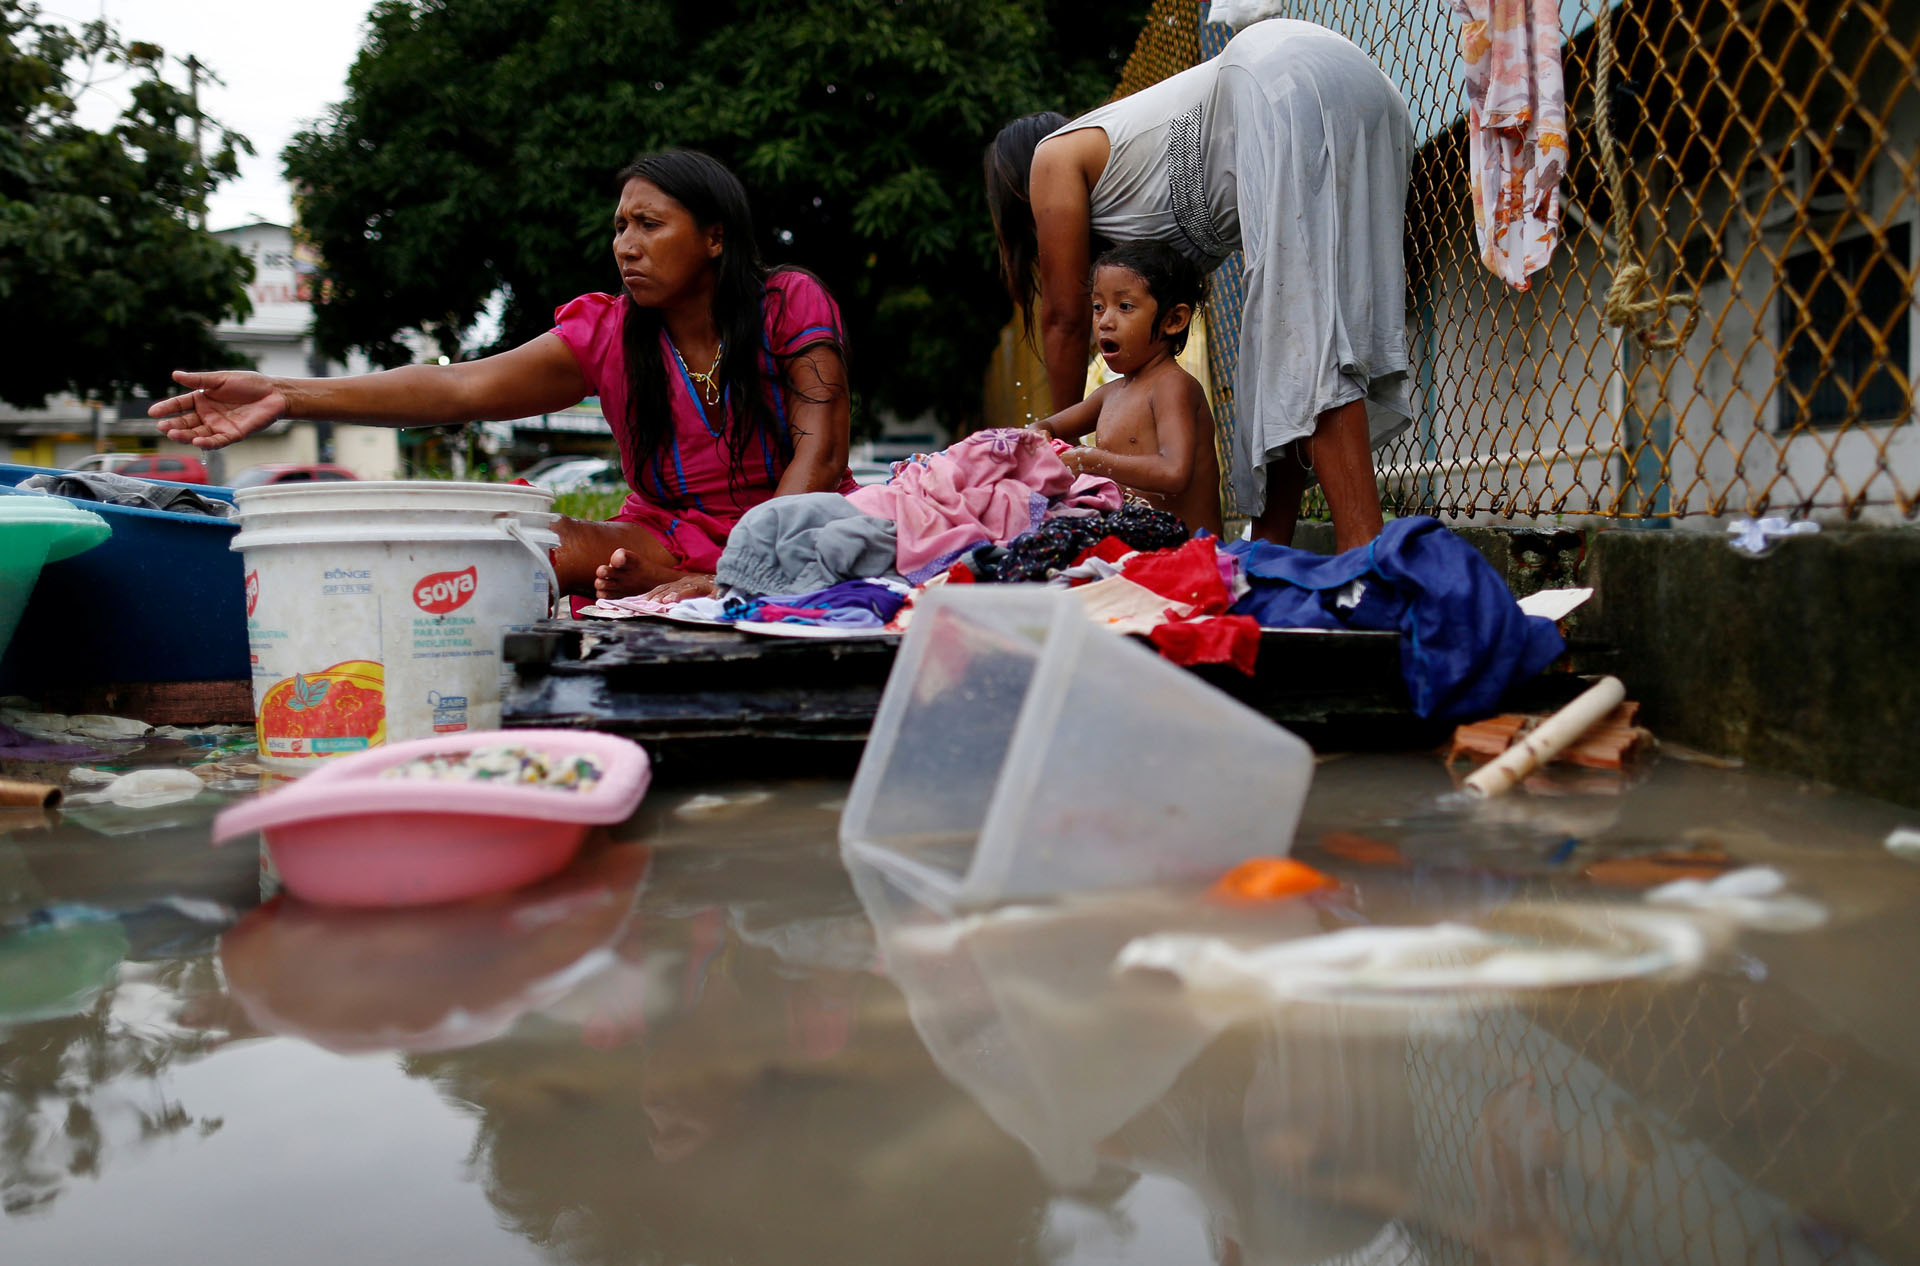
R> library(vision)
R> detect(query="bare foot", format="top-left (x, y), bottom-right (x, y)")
top-left (594, 549), bottom-right (659, 600)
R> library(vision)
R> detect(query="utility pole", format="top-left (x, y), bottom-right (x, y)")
top-left (183, 54), bottom-right (205, 228)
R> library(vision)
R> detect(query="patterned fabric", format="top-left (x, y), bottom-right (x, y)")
top-left (1165, 105), bottom-right (1231, 263)
top-left (551, 269), bottom-right (856, 573)
top-left (972, 504), bottom-right (1189, 583)
top-left (1451, 0), bottom-right (1569, 290)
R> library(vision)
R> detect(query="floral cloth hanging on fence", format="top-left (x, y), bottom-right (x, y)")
top-left (1451, 0), bottom-right (1569, 290)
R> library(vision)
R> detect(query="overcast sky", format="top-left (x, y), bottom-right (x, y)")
top-left (58, 0), bottom-right (373, 230)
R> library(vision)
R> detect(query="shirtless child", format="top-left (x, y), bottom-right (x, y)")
top-left (1031, 242), bottom-right (1223, 538)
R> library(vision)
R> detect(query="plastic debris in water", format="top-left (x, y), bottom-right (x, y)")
top-left (673, 789), bottom-right (775, 818)
top-left (1885, 827), bottom-right (1920, 859)
top-left (0, 705), bottom-right (152, 742)
top-left (1115, 905), bottom-right (1710, 1003)
top-left (377, 745), bottom-right (605, 791)
top-left (62, 767), bottom-right (207, 809)
top-left (1643, 865), bottom-right (1826, 932)
top-left (1210, 856), bottom-right (1337, 903)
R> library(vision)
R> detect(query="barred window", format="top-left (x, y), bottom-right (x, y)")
top-left (1777, 224), bottom-right (1912, 431)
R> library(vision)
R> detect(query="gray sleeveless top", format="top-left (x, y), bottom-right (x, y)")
top-left (1045, 26), bottom-right (1334, 268)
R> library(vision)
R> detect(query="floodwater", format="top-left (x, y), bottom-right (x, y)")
top-left (1, 741), bottom-right (1917, 1266)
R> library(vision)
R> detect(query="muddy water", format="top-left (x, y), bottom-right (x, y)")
top-left (0, 749), bottom-right (1916, 1265)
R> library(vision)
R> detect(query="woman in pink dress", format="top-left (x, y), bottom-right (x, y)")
top-left (151, 150), bottom-right (854, 600)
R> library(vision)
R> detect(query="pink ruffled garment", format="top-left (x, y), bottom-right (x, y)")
top-left (1451, 0), bottom-right (1568, 290)
top-left (846, 429), bottom-right (1121, 583)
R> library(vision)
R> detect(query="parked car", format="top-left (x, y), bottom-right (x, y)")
top-left (228, 463), bottom-right (360, 489)
top-left (66, 452), bottom-right (210, 483)
top-left (521, 456), bottom-right (619, 493)
top-left (117, 453), bottom-right (211, 484)
top-left (848, 461), bottom-right (894, 487)
top-left (65, 452), bottom-right (144, 475)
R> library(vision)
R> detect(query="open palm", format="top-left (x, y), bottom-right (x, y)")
top-left (148, 370), bottom-right (288, 449)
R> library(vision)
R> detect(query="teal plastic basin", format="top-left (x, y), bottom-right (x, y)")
top-left (0, 495), bottom-right (111, 662)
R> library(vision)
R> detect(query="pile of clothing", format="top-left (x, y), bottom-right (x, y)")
top-left (18, 472), bottom-right (233, 518)
top-left (720, 579), bottom-right (910, 628)
top-left (947, 524), bottom-right (1264, 674)
top-left (586, 429), bottom-right (1569, 711)
top-left (590, 578), bottom-right (909, 631)
top-left (1223, 516), bottom-right (1566, 719)
top-left (965, 504), bottom-right (1190, 582)
top-left (713, 428), bottom-right (1124, 596)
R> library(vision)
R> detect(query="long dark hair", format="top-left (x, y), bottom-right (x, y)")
top-left (616, 150), bottom-right (825, 494)
top-left (984, 112), bottom-right (1068, 337)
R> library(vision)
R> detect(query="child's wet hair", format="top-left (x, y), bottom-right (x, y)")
top-left (1092, 242), bottom-right (1207, 356)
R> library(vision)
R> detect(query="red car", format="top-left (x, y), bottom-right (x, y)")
top-left (116, 453), bottom-right (211, 484)
top-left (229, 463), bottom-right (360, 488)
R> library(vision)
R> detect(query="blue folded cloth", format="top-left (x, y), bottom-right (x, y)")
top-left (1226, 517), bottom-right (1565, 720)
top-left (722, 578), bottom-right (908, 627)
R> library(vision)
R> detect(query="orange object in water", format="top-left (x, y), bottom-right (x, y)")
top-left (1314, 831), bottom-right (1407, 867)
top-left (1211, 857), bottom-right (1338, 903)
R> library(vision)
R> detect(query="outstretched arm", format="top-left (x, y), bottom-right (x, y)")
top-left (150, 332), bottom-right (591, 450)
top-left (1061, 375), bottom-right (1206, 496)
top-left (1031, 387), bottom-right (1105, 442)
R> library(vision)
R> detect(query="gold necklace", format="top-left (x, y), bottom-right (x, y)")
top-left (671, 338), bottom-right (724, 406)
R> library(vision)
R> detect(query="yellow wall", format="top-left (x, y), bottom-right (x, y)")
top-left (980, 315), bottom-right (1053, 434)
top-left (982, 309), bottom-right (1216, 435)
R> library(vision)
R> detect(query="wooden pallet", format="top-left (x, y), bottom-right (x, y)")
top-left (33, 679), bottom-right (255, 726)
top-left (499, 617), bottom-right (1501, 775)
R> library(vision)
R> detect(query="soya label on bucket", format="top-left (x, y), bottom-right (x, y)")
top-left (414, 565), bottom-right (478, 614)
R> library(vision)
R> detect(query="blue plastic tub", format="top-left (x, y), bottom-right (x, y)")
top-left (0, 465), bottom-right (249, 689)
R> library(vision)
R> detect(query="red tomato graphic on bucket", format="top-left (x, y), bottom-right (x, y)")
top-left (414, 565), bottom-right (478, 614)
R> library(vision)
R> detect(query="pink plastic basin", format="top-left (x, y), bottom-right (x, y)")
top-left (212, 729), bottom-right (651, 907)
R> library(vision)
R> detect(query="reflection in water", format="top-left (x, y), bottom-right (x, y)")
top-left (219, 842), bottom-right (650, 1053)
top-left (403, 830), bottom-right (1064, 1265)
top-left (852, 809), bottom-right (1920, 1266)
top-left (0, 955), bottom-right (230, 1217)
top-left (0, 764), bottom-right (1917, 1265)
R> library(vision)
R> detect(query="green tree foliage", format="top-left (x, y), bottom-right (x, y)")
top-left (285, 0), bottom-right (1147, 430)
top-left (0, 0), bottom-right (253, 409)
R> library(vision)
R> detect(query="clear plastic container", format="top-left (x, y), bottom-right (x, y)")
top-left (840, 587), bottom-right (1315, 911)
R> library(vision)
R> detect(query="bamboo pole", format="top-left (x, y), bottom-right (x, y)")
top-left (0, 779), bottom-right (62, 809)
top-left (1461, 677), bottom-right (1628, 799)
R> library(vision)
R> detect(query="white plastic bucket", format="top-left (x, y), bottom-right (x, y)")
top-left (231, 482), bottom-right (560, 774)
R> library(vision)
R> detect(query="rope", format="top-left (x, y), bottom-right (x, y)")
top-left (1593, 0), bottom-right (1698, 350)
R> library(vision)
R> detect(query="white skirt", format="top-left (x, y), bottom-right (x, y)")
top-left (1215, 22), bottom-right (1414, 513)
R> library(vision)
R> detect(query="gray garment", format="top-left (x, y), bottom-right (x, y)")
top-left (715, 493), bottom-right (901, 597)
top-left (19, 472), bottom-right (234, 518)
top-left (1049, 19), bottom-right (1414, 514)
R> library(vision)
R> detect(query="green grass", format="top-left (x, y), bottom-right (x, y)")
top-left (552, 486), bottom-right (626, 520)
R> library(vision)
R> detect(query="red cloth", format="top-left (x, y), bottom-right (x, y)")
top-left (1071, 536), bottom-right (1139, 569)
top-left (1149, 614), bottom-right (1262, 674)
top-left (1122, 537), bottom-right (1232, 614)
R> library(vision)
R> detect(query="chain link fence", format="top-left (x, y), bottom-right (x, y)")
top-left (1024, 0), bottom-right (1919, 523)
